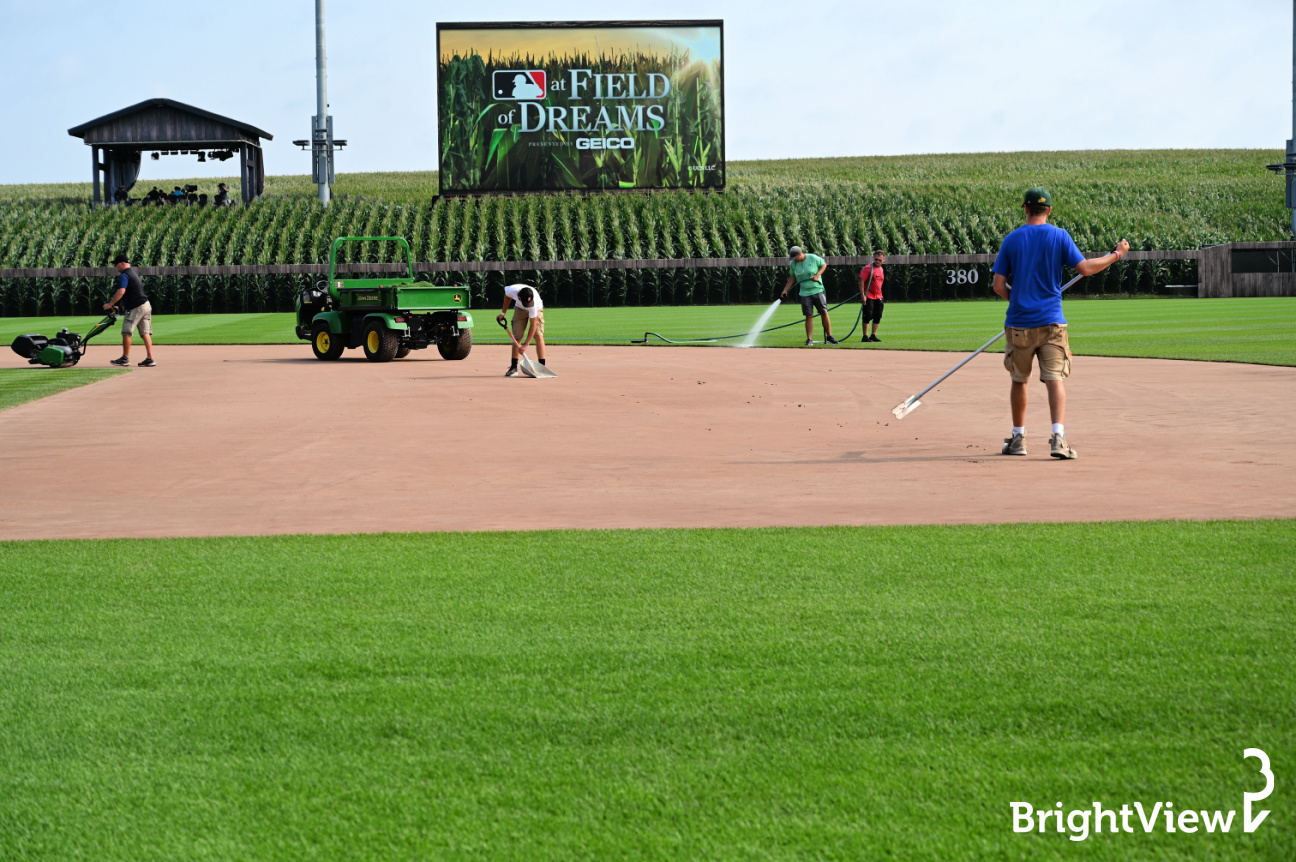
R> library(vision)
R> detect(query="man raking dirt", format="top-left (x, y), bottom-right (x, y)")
top-left (992, 188), bottom-right (1128, 459)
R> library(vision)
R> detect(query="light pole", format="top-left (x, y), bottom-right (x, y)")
top-left (1267, 1), bottom-right (1296, 234)
top-left (293, 0), bottom-right (346, 206)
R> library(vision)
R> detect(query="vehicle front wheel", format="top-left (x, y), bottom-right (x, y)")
top-left (395, 345), bottom-right (412, 359)
top-left (363, 320), bottom-right (399, 362)
top-left (437, 328), bottom-right (472, 360)
top-left (312, 323), bottom-right (345, 360)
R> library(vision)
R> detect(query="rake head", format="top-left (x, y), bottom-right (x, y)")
top-left (891, 398), bottom-right (922, 420)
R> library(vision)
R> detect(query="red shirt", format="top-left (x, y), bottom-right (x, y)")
top-left (859, 264), bottom-right (884, 300)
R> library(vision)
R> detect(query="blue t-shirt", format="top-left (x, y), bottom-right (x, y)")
top-left (992, 223), bottom-right (1084, 328)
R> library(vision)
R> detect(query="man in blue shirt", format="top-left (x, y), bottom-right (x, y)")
top-left (991, 188), bottom-right (1128, 459)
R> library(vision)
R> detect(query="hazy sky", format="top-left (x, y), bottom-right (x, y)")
top-left (1, 0), bottom-right (1290, 185)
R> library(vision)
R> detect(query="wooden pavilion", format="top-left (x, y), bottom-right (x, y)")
top-left (68, 98), bottom-right (273, 205)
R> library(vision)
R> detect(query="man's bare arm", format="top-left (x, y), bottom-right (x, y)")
top-left (104, 287), bottom-right (125, 310)
top-left (1074, 239), bottom-right (1131, 277)
top-left (992, 274), bottom-right (1010, 300)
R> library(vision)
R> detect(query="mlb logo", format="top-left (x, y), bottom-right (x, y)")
top-left (493, 70), bottom-right (546, 100)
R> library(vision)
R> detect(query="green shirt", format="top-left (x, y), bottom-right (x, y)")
top-left (789, 253), bottom-right (826, 296)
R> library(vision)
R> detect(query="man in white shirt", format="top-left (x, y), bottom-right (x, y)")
top-left (499, 283), bottom-right (547, 377)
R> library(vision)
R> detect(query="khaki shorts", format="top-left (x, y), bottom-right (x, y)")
top-left (512, 307), bottom-right (544, 341)
top-left (122, 302), bottom-right (152, 336)
top-left (1003, 323), bottom-right (1070, 383)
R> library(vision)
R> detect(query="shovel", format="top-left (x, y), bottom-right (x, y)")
top-left (497, 317), bottom-right (557, 378)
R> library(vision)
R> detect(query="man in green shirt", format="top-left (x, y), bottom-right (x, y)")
top-left (778, 246), bottom-right (839, 345)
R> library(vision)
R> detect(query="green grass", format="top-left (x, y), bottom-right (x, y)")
top-left (3, 297), bottom-right (1293, 365)
top-left (0, 367), bottom-right (125, 410)
top-left (0, 521), bottom-right (1291, 859)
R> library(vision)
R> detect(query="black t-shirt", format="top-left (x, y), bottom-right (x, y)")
top-left (117, 268), bottom-right (148, 310)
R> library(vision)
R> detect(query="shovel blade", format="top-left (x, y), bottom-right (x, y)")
top-left (518, 355), bottom-right (556, 378)
top-left (891, 398), bottom-right (921, 419)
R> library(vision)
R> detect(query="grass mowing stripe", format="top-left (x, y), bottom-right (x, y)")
top-left (3, 297), bottom-right (1294, 365)
top-left (0, 520), bottom-right (1291, 859)
top-left (0, 367), bottom-right (126, 410)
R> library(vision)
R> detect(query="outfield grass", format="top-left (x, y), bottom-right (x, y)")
top-left (0, 521), bottom-right (1291, 860)
top-left (0, 367), bottom-right (125, 411)
top-left (3, 297), bottom-right (1294, 366)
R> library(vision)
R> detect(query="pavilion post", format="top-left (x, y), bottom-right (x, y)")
top-left (91, 146), bottom-right (101, 205)
top-left (239, 143), bottom-right (250, 205)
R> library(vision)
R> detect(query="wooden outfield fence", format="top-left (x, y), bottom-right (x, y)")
top-left (0, 249), bottom-right (1199, 280)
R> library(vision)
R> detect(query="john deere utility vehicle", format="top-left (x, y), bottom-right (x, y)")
top-left (296, 236), bottom-right (473, 362)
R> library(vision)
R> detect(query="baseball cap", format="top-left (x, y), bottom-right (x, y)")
top-left (111, 253), bottom-right (130, 264)
top-left (788, 246), bottom-right (803, 259)
top-left (517, 286), bottom-right (535, 307)
top-left (1023, 188), bottom-right (1052, 207)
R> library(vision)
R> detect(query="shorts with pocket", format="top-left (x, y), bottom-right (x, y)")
top-left (865, 297), bottom-right (884, 324)
top-left (1004, 323), bottom-right (1070, 383)
top-left (512, 307), bottom-right (544, 341)
top-left (122, 301), bottom-right (152, 336)
top-left (799, 291), bottom-right (829, 316)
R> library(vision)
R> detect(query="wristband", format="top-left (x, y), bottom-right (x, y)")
top-left (1111, 249), bottom-right (1123, 261)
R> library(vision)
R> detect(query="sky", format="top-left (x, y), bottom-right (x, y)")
top-left (0, 0), bottom-right (1291, 185)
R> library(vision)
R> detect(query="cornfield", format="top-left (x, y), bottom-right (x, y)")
top-left (0, 149), bottom-right (1286, 316)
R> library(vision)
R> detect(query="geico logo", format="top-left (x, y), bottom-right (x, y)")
top-left (576, 137), bottom-right (636, 150)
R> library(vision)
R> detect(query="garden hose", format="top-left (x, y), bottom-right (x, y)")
top-left (632, 295), bottom-right (864, 345)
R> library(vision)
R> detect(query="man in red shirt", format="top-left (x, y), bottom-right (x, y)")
top-left (858, 251), bottom-right (885, 342)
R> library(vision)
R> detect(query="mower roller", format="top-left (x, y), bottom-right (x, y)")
top-left (10, 309), bottom-right (120, 368)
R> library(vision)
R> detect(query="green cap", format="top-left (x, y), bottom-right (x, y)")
top-left (1024, 187), bottom-right (1052, 207)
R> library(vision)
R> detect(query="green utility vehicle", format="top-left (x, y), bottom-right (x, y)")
top-left (295, 236), bottom-right (473, 362)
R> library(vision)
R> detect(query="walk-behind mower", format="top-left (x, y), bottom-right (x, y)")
top-left (10, 309), bottom-right (119, 368)
top-left (296, 236), bottom-right (474, 362)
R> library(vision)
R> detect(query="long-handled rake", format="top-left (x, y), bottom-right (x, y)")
top-left (892, 273), bottom-right (1084, 419)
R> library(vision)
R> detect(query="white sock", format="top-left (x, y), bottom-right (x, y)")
top-left (1012, 426), bottom-right (1025, 437)
top-left (1052, 423), bottom-right (1064, 437)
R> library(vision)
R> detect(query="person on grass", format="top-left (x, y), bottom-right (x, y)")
top-left (105, 253), bottom-right (156, 367)
top-left (778, 246), bottom-right (838, 346)
top-left (498, 283), bottom-right (547, 377)
top-left (858, 250), bottom-right (886, 342)
top-left (992, 188), bottom-right (1127, 459)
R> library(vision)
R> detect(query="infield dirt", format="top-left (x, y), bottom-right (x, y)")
top-left (1, 344), bottom-right (1292, 539)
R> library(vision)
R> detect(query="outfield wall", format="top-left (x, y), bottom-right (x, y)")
top-left (0, 251), bottom-right (1203, 317)
top-left (1199, 242), bottom-right (1296, 298)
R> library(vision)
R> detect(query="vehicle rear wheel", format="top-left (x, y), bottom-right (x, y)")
top-left (437, 328), bottom-right (472, 360)
top-left (311, 323), bottom-right (344, 360)
top-left (395, 345), bottom-right (412, 359)
top-left (363, 320), bottom-right (399, 362)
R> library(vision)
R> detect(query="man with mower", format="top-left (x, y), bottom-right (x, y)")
top-left (105, 254), bottom-right (156, 367)
top-left (992, 188), bottom-right (1127, 459)
top-left (498, 283), bottom-right (548, 377)
top-left (778, 246), bottom-right (839, 346)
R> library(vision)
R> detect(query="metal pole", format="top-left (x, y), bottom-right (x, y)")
top-left (315, 0), bottom-right (330, 208)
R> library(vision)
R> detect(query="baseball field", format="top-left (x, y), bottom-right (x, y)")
top-left (1, 289), bottom-right (1293, 858)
